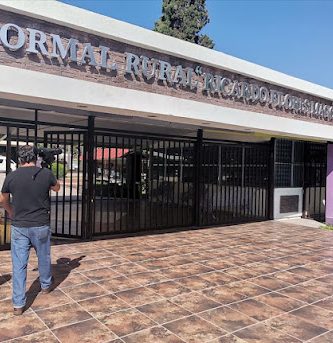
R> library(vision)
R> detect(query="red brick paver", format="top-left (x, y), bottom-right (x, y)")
top-left (0, 221), bottom-right (332, 342)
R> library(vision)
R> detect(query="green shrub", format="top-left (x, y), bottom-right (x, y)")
top-left (320, 224), bottom-right (333, 231)
top-left (51, 162), bottom-right (67, 178)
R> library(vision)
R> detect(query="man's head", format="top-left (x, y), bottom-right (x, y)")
top-left (18, 145), bottom-right (37, 165)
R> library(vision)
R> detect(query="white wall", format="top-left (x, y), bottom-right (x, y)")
top-left (274, 188), bottom-right (303, 219)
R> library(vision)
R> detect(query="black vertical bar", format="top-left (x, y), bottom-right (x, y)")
top-left (114, 136), bottom-right (118, 232)
top-left (187, 142), bottom-right (192, 225)
top-left (171, 140), bottom-right (176, 227)
top-left (34, 109), bottom-right (38, 146)
top-left (55, 133), bottom-right (59, 235)
top-left (206, 144), bottom-right (211, 225)
top-left (180, 143), bottom-right (185, 225)
top-left (126, 138), bottom-right (131, 232)
top-left (133, 138), bottom-right (137, 231)
top-left (107, 135), bottom-right (111, 233)
top-left (161, 139), bottom-right (166, 227)
top-left (177, 140), bottom-right (181, 225)
top-left (268, 138), bottom-right (275, 220)
top-left (93, 135), bottom-right (98, 233)
top-left (150, 140), bottom-right (154, 229)
top-left (220, 145), bottom-right (225, 223)
top-left (241, 146), bottom-right (245, 221)
top-left (61, 134), bottom-right (66, 235)
top-left (81, 132), bottom-right (87, 239)
top-left (138, 137), bottom-right (143, 231)
top-left (100, 135), bottom-right (105, 234)
top-left (4, 126), bottom-right (11, 243)
top-left (166, 140), bottom-right (170, 228)
top-left (144, 139), bottom-right (149, 230)
top-left (119, 136), bottom-right (125, 231)
top-left (69, 133), bottom-right (73, 236)
top-left (193, 129), bottom-right (203, 226)
top-left (156, 140), bottom-right (160, 228)
top-left (76, 133), bottom-right (81, 237)
top-left (85, 116), bottom-right (95, 239)
top-left (16, 127), bottom-right (19, 168)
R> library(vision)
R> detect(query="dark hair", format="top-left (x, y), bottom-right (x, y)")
top-left (18, 145), bottom-right (37, 164)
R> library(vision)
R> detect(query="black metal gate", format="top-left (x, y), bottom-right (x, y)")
top-left (198, 141), bottom-right (270, 226)
top-left (303, 142), bottom-right (327, 221)
top-left (91, 131), bottom-right (196, 235)
top-left (44, 131), bottom-right (87, 238)
top-left (0, 116), bottom-right (273, 249)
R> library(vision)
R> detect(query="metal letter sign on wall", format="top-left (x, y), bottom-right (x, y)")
top-left (1, 22), bottom-right (332, 121)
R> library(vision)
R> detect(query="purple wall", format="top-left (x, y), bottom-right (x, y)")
top-left (326, 143), bottom-right (333, 224)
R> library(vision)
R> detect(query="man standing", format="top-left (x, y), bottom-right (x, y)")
top-left (0, 145), bottom-right (60, 315)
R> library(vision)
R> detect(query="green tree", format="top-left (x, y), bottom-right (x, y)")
top-left (154, 0), bottom-right (214, 49)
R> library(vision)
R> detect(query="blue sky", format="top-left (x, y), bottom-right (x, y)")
top-left (61, 0), bottom-right (333, 89)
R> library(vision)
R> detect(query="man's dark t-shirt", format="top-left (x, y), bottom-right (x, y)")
top-left (1, 166), bottom-right (57, 227)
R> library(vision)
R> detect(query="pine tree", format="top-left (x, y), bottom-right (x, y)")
top-left (154, 0), bottom-right (214, 49)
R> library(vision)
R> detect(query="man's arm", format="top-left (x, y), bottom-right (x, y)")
top-left (51, 180), bottom-right (61, 193)
top-left (0, 193), bottom-right (13, 219)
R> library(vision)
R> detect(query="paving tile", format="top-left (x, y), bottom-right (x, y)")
top-left (8, 330), bottom-right (59, 343)
top-left (171, 291), bottom-right (221, 313)
top-left (228, 281), bottom-right (270, 297)
top-left (224, 267), bottom-right (257, 280)
top-left (56, 272), bottom-right (91, 288)
top-left (291, 305), bottom-right (333, 330)
top-left (98, 276), bottom-right (141, 293)
top-left (112, 262), bottom-right (149, 274)
top-left (278, 285), bottom-right (328, 303)
top-left (255, 292), bottom-right (306, 312)
top-left (200, 305), bottom-right (257, 332)
top-left (79, 294), bottom-right (130, 317)
top-left (176, 275), bottom-right (217, 290)
top-left (267, 313), bottom-right (327, 341)
top-left (313, 296), bottom-right (333, 312)
top-left (126, 271), bottom-right (168, 286)
top-left (0, 298), bottom-right (32, 320)
top-left (229, 298), bottom-right (284, 321)
top-left (209, 334), bottom-right (248, 343)
top-left (52, 318), bottom-right (116, 342)
top-left (200, 258), bottom-right (236, 270)
top-left (1, 222), bottom-right (333, 342)
top-left (301, 279), bottom-right (333, 296)
top-left (31, 289), bottom-right (73, 311)
top-left (201, 285), bottom-right (247, 305)
top-left (200, 271), bottom-right (239, 285)
top-left (37, 302), bottom-right (92, 329)
top-left (62, 282), bottom-right (108, 301)
top-left (0, 283), bottom-right (12, 300)
top-left (250, 275), bottom-right (292, 291)
top-left (115, 286), bottom-right (164, 307)
top-left (316, 274), bottom-right (333, 284)
top-left (308, 331), bottom-right (333, 343)
top-left (234, 322), bottom-right (301, 343)
top-left (272, 271), bottom-right (309, 285)
top-left (99, 308), bottom-right (155, 337)
top-left (164, 315), bottom-right (226, 343)
top-left (137, 299), bottom-right (191, 324)
top-left (122, 326), bottom-right (185, 343)
top-left (0, 312), bottom-right (46, 342)
top-left (146, 280), bottom-right (191, 298)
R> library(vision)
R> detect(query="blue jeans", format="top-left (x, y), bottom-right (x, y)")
top-left (11, 225), bottom-right (52, 308)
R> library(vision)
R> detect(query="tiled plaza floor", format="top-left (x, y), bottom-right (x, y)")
top-left (0, 221), bottom-right (333, 343)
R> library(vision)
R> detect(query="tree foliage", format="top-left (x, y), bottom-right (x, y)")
top-left (154, 0), bottom-right (214, 49)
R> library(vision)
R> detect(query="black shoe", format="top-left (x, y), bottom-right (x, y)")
top-left (13, 307), bottom-right (25, 316)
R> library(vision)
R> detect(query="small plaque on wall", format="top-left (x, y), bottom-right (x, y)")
top-left (280, 195), bottom-right (299, 213)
